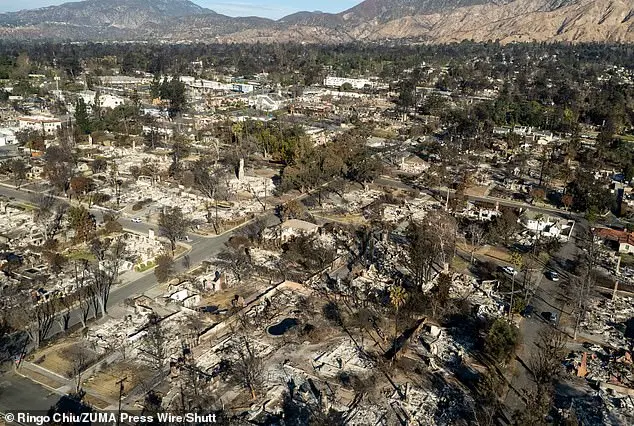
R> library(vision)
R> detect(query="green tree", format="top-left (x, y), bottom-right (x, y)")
top-left (8, 159), bottom-right (28, 189)
top-left (484, 318), bottom-right (519, 363)
top-left (75, 97), bottom-right (92, 134)
top-left (68, 206), bottom-right (96, 243)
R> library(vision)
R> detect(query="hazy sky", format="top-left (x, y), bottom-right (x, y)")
top-left (0, 0), bottom-right (360, 19)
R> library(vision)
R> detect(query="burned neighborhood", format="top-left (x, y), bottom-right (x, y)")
top-left (1, 1), bottom-right (634, 425)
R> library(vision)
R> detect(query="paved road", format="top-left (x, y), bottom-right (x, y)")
top-left (0, 372), bottom-right (59, 412)
top-left (504, 218), bottom-right (589, 413)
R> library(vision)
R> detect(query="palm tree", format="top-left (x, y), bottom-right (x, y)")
top-left (389, 285), bottom-right (408, 361)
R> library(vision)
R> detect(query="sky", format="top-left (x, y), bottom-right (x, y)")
top-left (0, 0), bottom-right (361, 19)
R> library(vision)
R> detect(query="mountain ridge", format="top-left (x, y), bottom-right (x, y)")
top-left (0, 0), bottom-right (633, 44)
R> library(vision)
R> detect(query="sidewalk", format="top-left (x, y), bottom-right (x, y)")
top-left (17, 359), bottom-right (119, 410)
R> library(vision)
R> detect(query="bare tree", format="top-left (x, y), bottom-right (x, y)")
top-left (158, 206), bottom-right (190, 254)
top-left (155, 253), bottom-right (174, 283)
top-left (214, 247), bottom-right (253, 284)
top-left (529, 328), bottom-right (566, 389)
top-left (33, 194), bottom-right (67, 240)
top-left (7, 297), bottom-right (58, 349)
top-left (185, 313), bottom-right (205, 346)
top-left (572, 227), bottom-right (599, 340)
top-left (230, 333), bottom-right (264, 400)
top-left (87, 236), bottom-right (127, 316)
top-left (407, 212), bottom-right (456, 287)
top-left (171, 358), bottom-right (220, 416)
top-left (488, 209), bottom-right (520, 246)
top-left (465, 223), bottom-right (485, 264)
top-left (140, 314), bottom-right (168, 372)
top-left (77, 284), bottom-right (96, 329)
top-left (56, 293), bottom-right (77, 332)
top-left (66, 343), bottom-right (92, 393)
top-left (8, 159), bottom-right (28, 189)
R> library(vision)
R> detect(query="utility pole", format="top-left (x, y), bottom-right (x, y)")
top-left (445, 188), bottom-right (449, 211)
top-left (613, 280), bottom-right (619, 301)
top-left (116, 376), bottom-right (127, 426)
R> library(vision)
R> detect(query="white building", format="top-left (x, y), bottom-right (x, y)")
top-left (232, 83), bottom-right (254, 93)
top-left (18, 115), bottom-right (62, 135)
top-left (248, 93), bottom-right (286, 112)
top-left (180, 77), bottom-right (233, 95)
top-left (78, 91), bottom-right (125, 110)
top-left (99, 76), bottom-right (152, 86)
top-left (0, 128), bottom-right (17, 146)
top-left (458, 201), bottom-right (501, 222)
top-left (520, 211), bottom-right (575, 241)
top-left (142, 126), bottom-right (173, 137)
top-left (323, 76), bottom-right (373, 90)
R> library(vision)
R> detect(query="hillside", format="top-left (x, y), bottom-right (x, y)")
top-left (0, 0), bottom-right (633, 44)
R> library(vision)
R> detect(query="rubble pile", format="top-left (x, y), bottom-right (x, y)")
top-left (391, 386), bottom-right (441, 424)
top-left (123, 232), bottom-right (163, 265)
top-left (566, 391), bottom-right (634, 426)
top-left (580, 296), bottom-right (634, 349)
top-left (313, 341), bottom-right (375, 378)
top-left (565, 348), bottom-right (634, 388)
top-left (86, 312), bottom-right (151, 354)
top-left (249, 248), bottom-right (282, 270)
top-left (0, 205), bottom-right (45, 249)
top-left (389, 380), bottom-right (474, 425)
top-left (320, 189), bottom-right (383, 214)
top-left (348, 264), bottom-right (394, 300)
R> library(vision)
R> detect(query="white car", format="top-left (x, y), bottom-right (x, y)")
top-left (501, 266), bottom-right (516, 276)
top-left (131, 218), bottom-right (142, 223)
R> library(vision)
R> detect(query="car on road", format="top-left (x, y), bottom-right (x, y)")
top-left (501, 266), bottom-right (517, 276)
top-left (521, 305), bottom-right (535, 318)
top-left (521, 305), bottom-right (534, 318)
top-left (131, 218), bottom-right (142, 223)
top-left (542, 311), bottom-right (558, 323)
top-left (546, 271), bottom-right (560, 281)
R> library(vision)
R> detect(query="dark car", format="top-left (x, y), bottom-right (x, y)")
top-left (546, 271), bottom-right (560, 281)
top-left (542, 311), bottom-right (558, 323)
top-left (521, 305), bottom-right (534, 318)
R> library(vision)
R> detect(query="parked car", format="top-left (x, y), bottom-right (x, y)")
top-left (542, 311), bottom-right (558, 323)
top-left (546, 271), bottom-right (560, 281)
top-left (501, 266), bottom-right (517, 276)
top-left (131, 217), bottom-right (142, 223)
top-left (521, 305), bottom-right (534, 318)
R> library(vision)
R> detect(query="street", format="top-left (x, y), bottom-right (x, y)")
top-left (504, 217), bottom-right (589, 413)
top-left (0, 372), bottom-right (60, 412)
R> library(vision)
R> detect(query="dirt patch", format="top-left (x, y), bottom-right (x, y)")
top-left (31, 340), bottom-right (97, 378)
top-left (83, 361), bottom-right (154, 401)
top-left (199, 282), bottom-right (262, 310)
top-left (479, 245), bottom-right (511, 263)
top-left (82, 394), bottom-right (112, 410)
top-left (314, 213), bottom-right (367, 225)
top-left (464, 185), bottom-right (490, 197)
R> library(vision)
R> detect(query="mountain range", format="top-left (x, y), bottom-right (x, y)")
top-left (0, 0), bottom-right (633, 44)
